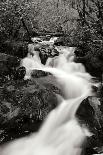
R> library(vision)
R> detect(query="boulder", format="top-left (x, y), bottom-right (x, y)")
top-left (77, 96), bottom-right (103, 154)
top-left (0, 77), bottom-right (61, 144)
top-left (31, 69), bottom-right (50, 78)
top-left (39, 46), bottom-right (59, 64)
top-left (0, 40), bottom-right (28, 58)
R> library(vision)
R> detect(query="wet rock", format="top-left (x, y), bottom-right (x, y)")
top-left (31, 69), bottom-right (50, 78)
top-left (77, 96), bottom-right (103, 154)
top-left (0, 77), bottom-right (61, 144)
top-left (39, 46), bottom-right (59, 64)
top-left (75, 55), bottom-right (103, 77)
top-left (54, 37), bottom-right (65, 46)
top-left (77, 97), bottom-right (95, 130)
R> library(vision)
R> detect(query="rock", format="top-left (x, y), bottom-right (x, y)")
top-left (39, 46), bottom-right (59, 64)
top-left (0, 57), bottom-right (22, 83)
top-left (75, 55), bottom-right (103, 77)
top-left (0, 77), bottom-right (61, 144)
top-left (31, 69), bottom-right (50, 78)
top-left (54, 37), bottom-right (65, 46)
top-left (35, 75), bottom-right (62, 95)
top-left (76, 97), bottom-right (95, 129)
top-left (27, 43), bottom-right (59, 65)
top-left (74, 42), bottom-right (103, 77)
top-left (0, 40), bottom-right (28, 58)
top-left (77, 96), bottom-right (103, 154)
top-left (13, 66), bottom-right (26, 80)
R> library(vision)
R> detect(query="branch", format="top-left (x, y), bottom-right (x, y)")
top-left (96, 0), bottom-right (103, 21)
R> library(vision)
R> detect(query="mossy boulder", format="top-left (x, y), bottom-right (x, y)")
top-left (0, 76), bottom-right (61, 144)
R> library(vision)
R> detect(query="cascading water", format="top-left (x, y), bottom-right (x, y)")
top-left (23, 46), bottom-right (92, 99)
top-left (20, 48), bottom-right (44, 79)
top-left (0, 89), bottom-right (92, 155)
top-left (34, 67), bottom-right (92, 99)
top-left (0, 45), bottom-right (94, 155)
top-left (46, 47), bottom-right (85, 74)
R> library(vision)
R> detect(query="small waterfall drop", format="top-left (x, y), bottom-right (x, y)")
top-left (0, 45), bottom-right (94, 155)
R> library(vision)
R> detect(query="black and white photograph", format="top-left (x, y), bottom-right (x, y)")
top-left (0, 0), bottom-right (103, 155)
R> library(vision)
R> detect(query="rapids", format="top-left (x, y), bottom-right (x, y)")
top-left (0, 89), bottom-right (91, 155)
top-left (0, 45), bottom-right (95, 155)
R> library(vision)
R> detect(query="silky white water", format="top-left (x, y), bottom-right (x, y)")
top-left (22, 46), bottom-right (92, 99)
top-left (0, 46), bottom-right (94, 155)
top-left (20, 47), bottom-right (44, 79)
top-left (0, 89), bottom-right (92, 155)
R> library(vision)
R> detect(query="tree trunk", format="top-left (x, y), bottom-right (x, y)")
top-left (82, 0), bottom-right (86, 26)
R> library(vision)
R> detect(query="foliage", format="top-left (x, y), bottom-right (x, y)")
top-left (0, 0), bottom-right (79, 41)
top-left (1, 0), bottom-right (103, 77)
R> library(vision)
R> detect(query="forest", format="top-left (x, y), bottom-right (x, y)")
top-left (0, 0), bottom-right (103, 72)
